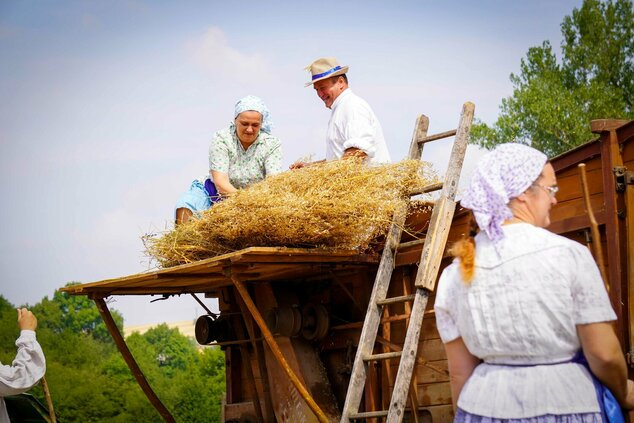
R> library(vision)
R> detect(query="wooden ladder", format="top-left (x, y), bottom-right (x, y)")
top-left (340, 102), bottom-right (475, 422)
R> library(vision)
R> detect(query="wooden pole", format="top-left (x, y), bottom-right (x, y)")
top-left (578, 163), bottom-right (610, 292)
top-left (40, 375), bottom-right (56, 423)
top-left (230, 276), bottom-right (330, 423)
top-left (93, 297), bottom-right (175, 423)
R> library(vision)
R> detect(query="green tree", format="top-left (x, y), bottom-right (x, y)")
top-left (0, 292), bottom-right (225, 422)
top-left (33, 283), bottom-right (123, 343)
top-left (472, 0), bottom-right (634, 156)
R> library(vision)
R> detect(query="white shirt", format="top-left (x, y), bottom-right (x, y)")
top-left (0, 330), bottom-right (46, 423)
top-left (326, 89), bottom-right (391, 164)
top-left (435, 223), bottom-right (616, 418)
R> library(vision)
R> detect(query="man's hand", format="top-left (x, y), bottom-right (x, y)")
top-left (17, 308), bottom-right (37, 331)
top-left (342, 147), bottom-right (367, 160)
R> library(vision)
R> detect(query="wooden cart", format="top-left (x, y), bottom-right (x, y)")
top-left (61, 118), bottom-right (634, 422)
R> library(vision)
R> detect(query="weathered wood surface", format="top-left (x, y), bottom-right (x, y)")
top-left (60, 247), bottom-right (379, 296)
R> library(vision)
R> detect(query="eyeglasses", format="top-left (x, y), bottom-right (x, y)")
top-left (532, 184), bottom-right (559, 198)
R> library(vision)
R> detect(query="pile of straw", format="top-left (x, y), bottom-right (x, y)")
top-left (145, 159), bottom-right (438, 268)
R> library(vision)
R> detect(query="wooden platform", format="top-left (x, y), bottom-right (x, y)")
top-left (60, 247), bottom-right (379, 297)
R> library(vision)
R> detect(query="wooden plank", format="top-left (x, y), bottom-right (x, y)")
top-left (551, 137), bottom-right (601, 173)
top-left (414, 103), bottom-right (473, 291)
top-left (548, 211), bottom-right (606, 235)
top-left (425, 404), bottom-right (455, 423)
top-left (61, 247), bottom-right (378, 296)
top-left (386, 289), bottom-right (430, 421)
top-left (401, 272), bottom-right (421, 423)
top-left (413, 360), bottom-right (449, 383)
top-left (340, 204), bottom-right (410, 420)
top-left (407, 115), bottom-right (430, 159)
top-left (626, 174), bottom-right (634, 368)
top-left (418, 129), bottom-right (457, 145)
top-left (414, 382), bottom-right (452, 407)
top-left (231, 277), bottom-right (331, 423)
top-left (341, 112), bottom-right (432, 422)
top-left (596, 125), bottom-right (626, 344)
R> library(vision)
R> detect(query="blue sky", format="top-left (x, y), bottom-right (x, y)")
top-left (0, 0), bottom-right (582, 326)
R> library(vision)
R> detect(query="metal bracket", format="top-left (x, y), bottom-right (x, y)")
top-left (614, 166), bottom-right (634, 192)
top-left (614, 166), bottom-right (627, 192)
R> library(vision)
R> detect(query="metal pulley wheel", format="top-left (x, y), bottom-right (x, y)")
top-left (195, 315), bottom-right (232, 345)
top-left (265, 306), bottom-right (302, 337)
top-left (301, 303), bottom-right (330, 341)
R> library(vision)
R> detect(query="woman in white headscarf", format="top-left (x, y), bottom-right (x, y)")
top-left (175, 95), bottom-right (283, 224)
top-left (435, 143), bottom-right (634, 422)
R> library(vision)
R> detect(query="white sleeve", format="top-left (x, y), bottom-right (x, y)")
top-left (569, 243), bottom-right (617, 325)
top-left (341, 104), bottom-right (378, 158)
top-left (0, 330), bottom-right (46, 396)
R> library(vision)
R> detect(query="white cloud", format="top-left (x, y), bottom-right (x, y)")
top-left (187, 27), bottom-right (272, 83)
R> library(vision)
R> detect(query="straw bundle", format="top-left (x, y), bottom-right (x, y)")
top-left (145, 159), bottom-right (438, 268)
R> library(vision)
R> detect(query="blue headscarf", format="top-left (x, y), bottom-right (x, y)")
top-left (234, 95), bottom-right (273, 134)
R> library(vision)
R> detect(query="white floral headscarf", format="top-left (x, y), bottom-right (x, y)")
top-left (234, 95), bottom-right (273, 134)
top-left (461, 143), bottom-right (547, 243)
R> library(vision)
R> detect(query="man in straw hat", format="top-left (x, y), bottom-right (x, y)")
top-left (291, 57), bottom-right (390, 168)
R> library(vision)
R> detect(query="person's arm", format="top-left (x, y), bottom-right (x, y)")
top-left (340, 104), bottom-right (377, 160)
top-left (444, 337), bottom-right (481, 411)
top-left (208, 129), bottom-right (237, 194)
top-left (0, 308), bottom-right (46, 396)
top-left (342, 147), bottom-right (368, 160)
top-left (577, 322), bottom-right (634, 408)
top-left (569, 242), bottom-right (634, 408)
top-left (210, 170), bottom-right (237, 195)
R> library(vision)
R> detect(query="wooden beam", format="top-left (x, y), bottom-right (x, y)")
top-left (597, 125), bottom-right (626, 345)
top-left (235, 291), bottom-right (275, 422)
top-left (230, 276), bottom-right (330, 423)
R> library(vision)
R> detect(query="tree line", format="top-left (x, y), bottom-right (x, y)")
top-left (472, 0), bottom-right (633, 156)
top-left (0, 287), bottom-right (225, 422)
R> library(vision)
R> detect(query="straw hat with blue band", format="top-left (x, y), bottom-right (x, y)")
top-left (305, 57), bottom-right (349, 87)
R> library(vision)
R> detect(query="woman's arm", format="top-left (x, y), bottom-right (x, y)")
top-left (444, 337), bottom-right (481, 411)
top-left (210, 170), bottom-right (237, 195)
top-left (577, 322), bottom-right (634, 408)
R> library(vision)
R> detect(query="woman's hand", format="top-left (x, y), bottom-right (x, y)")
top-left (289, 161), bottom-right (307, 170)
top-left (210, 170), bottom-right (238, 195)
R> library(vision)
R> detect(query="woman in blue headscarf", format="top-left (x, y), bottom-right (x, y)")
top-left (435, 143), bottom-right (634, 422)
top-left (175, 95), bottom-right (283, 224)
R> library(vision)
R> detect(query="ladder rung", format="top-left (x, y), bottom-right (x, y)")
top-left (398, 238), bottom-right (425, 249)
top-left (364, 351), bottom-right (402, 361)
top-left (409, 182), bottom-right (443, 196)
top-left (417, 128), bottom-right (457, 145)
top-left (348, 410), bottom-right (389, 419)
top-left (377, 294), bottom-right (416, 306)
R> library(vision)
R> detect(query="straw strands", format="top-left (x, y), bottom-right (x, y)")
top-left (145, 159), bottom-right (438, 268)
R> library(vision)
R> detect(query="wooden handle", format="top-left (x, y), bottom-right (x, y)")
top-left (578, 163), bottom-right (610, 293)
top-left (41, 375), bottom-right (57, 423)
